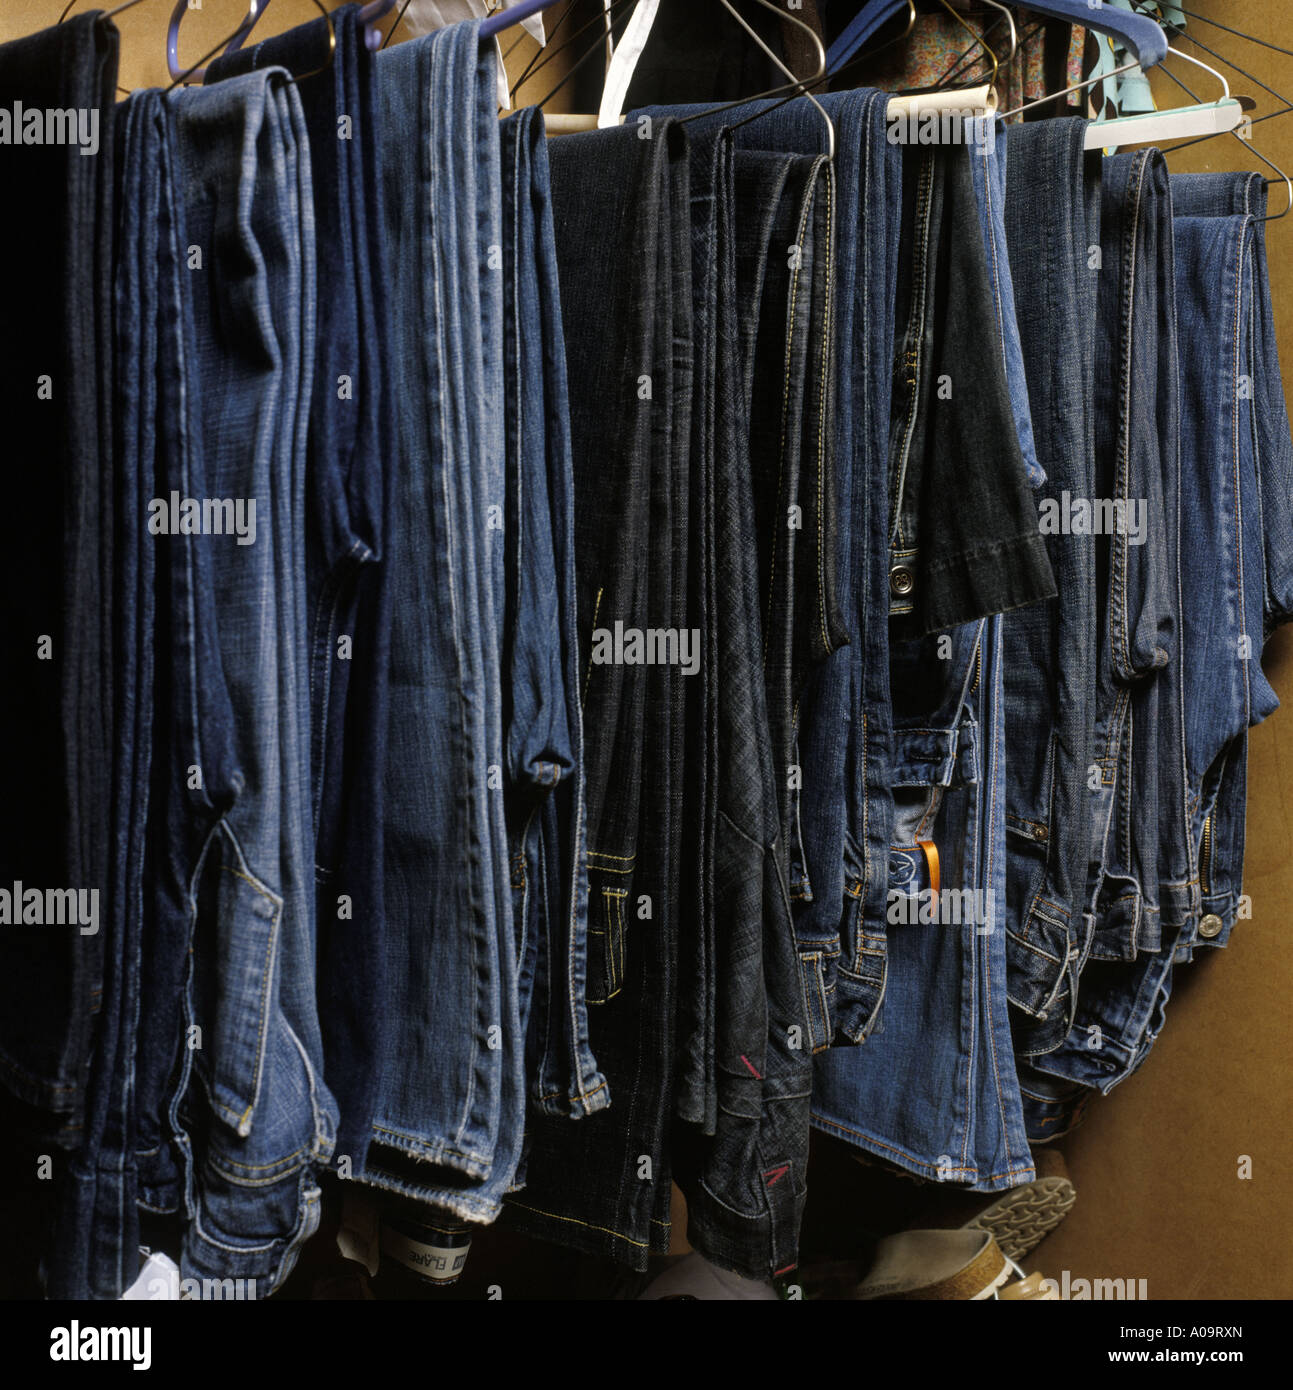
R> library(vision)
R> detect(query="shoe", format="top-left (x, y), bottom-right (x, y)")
top-left (853, 1230), bottom-right (1051, 1300)
top-left (959, 1148), bottom-right (1076, 1261)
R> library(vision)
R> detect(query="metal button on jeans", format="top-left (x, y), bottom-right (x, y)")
top-left (890, 565), bottom-right (915, 598)
top-left (1198, 913), bottom-right (1224, 939)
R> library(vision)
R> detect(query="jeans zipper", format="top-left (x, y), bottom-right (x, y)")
top-left (1200, 814), bottom-right (1214, 895)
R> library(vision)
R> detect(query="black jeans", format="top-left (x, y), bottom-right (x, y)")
top-left (0, 11), bottom-right (118, 1152)
top-left (501, 118), bottom-right (691, 1270)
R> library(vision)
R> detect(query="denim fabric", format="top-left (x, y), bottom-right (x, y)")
top-left (359, 22), bottom-right (517, 1223)
top-left (813, 616), bottom-right (1035, 1190)
top-left (1083, 149), bottom-right (1179, 965)
top-left (885, 141), bottom-right (1055, 637)
top-left (501, 118), bottom-right (690, 1269)
top-left (0, 12), bottom-right (118, 1147)
top-left (208, 1), bottom-right (394, 1174)
top-left (1170, 173), bottom-right (1288, 953)
top-left (672, 137), bottom-right (833, 1279)
top-left (639, 91), bottom-right (904, 1060)
top-left (50, 83), bottom-right (158, 1304)
top-left (498, 106), bottom-right (606, 1123)
top-left (1000, 118), bottom-right (1101, 1057)
top-left (139, 69), bottom-right (336, 1294)
top-left (1024, 149), bottom-right (1185, 1113)
top-left (967, 117), bottom-right (1043, 490)
top-left (1024, 171), bottom-right (1292, 1116)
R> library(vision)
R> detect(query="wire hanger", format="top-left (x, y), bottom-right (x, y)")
top-left (59, 0), bottom-right (160, 20)
top-left (1136, 32), bottom-right (1291, 224)
top-left (166, 0), bottom-right (335, 91)
top-left (669, 0), bottom-right (836, 159)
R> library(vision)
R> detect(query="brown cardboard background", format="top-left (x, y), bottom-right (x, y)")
top-left (0, 0), bottom-right (1288, 1299)
top-left (1027, 0), bottom-right (1293, 1300)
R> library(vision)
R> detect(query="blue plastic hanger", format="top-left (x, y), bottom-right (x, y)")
top-left (825, 0), bottom-right (912, 73)
top-left (826, 0), bottom-right (1169, 75)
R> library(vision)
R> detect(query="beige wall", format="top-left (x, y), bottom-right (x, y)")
top-left (1, 0), bottom-right (1288, 1299)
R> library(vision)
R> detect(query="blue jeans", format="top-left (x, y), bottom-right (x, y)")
top-left (1025, 170), bottom-right (1293, 1118)
top-left (141, 68), bottom-right (336, 1293)
top-left (813, 616), bottom-right (1034, 1189)
top-left (1000, 119), bottom-right (1101, 1058)
top-left (205, 0), bottom-right (397, 1185)
top-left (359, 21), bottom-right (517, 1223)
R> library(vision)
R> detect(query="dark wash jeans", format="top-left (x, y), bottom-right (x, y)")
top-left (0, 13), bottom-right (117, 1151)
top-left (674, 139), bottom-right (836, 1279)
top-left (52, 82), bottom-right (159, 1304)
top-left (207, 1), bottom-right (394, 1173)
top-left (501, 118), bottom-right (690, 1269)
top-left (885, 141), bottom-right (1054, 638)
top-left (1000, 118), bottom-right (1101, 1058)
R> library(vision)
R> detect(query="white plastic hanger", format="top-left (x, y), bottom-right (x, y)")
top-left (1081, 50), bottom-right (1243, 150)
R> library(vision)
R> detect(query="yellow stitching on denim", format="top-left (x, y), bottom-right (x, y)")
top-left (503, 1200), bottom-right (650, 1249)
top-left (582, 586), bottom-right (603, 710)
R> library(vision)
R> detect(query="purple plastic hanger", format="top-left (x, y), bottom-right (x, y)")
top-left (167, 0), bottom-right (396, 83)
top-left (479, 0), bottom-right (565, 41)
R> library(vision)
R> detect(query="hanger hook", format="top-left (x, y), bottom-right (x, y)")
top-left (677, 0), bottom-right (834, 159)
top-left (167, 0), bottom-right (266, 88)
top-left (59, 0), bottom-right (158, 20)
top-left (935, 0), bottom-right (998, 93)
top-left (1169, 47), bottom-right (1232, 101)
top-left (166, 0), bottom-right (334, 92)
top-left (978, 0), bottom-right (1018, 69)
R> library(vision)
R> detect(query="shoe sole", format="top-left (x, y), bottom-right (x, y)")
top-left (962, 1176), bottom-right (1076, 1262)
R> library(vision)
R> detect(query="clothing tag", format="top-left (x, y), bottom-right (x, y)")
top-left (599, 1), bottom-right (660, 129)
top-left (918, 839), bottom-right (940, 900)
top-left (120, 1250), bottom-right (180, 1301)
top-left (398, 1), bottom-right (548, 110)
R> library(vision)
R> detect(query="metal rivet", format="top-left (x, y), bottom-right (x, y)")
top-left (1033, 826), bottom-right (1049, 843)
top-left (890, 566), bottom-right (915, 597)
